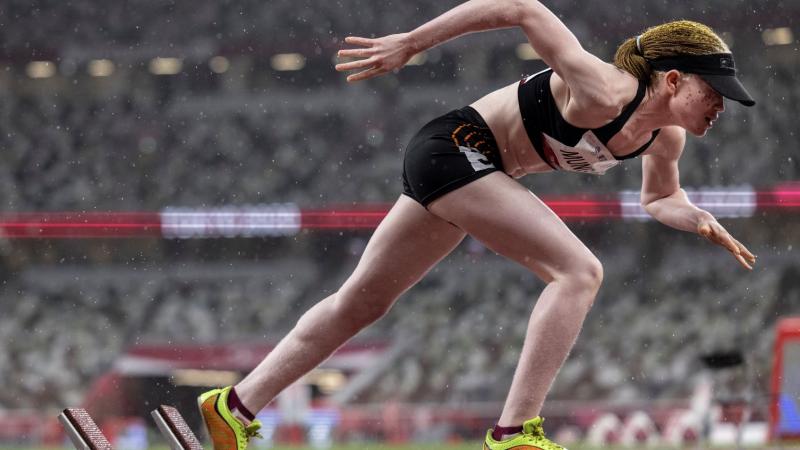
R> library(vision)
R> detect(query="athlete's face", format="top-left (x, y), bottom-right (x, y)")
top-left (669, 72), bottom-right (725, 137)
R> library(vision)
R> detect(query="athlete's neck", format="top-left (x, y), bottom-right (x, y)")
top-left (626, 88), bottom-right (677, 132)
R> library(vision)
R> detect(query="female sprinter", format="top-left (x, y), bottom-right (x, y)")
top-left (197, 1), bottom-right (757, 448)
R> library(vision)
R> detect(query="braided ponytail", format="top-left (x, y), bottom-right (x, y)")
top-left (613, 20), bottom-right (729, 87)
top-left (614, 36), bottom-right (653, 85)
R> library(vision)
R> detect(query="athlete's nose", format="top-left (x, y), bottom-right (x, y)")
top-left (716, 96), bottom-right (725, 113)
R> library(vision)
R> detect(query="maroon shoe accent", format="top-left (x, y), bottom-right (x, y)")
top-left (227, 387), bottom-right (256, 422)
top-left (492, 424), bottom-right (523, 441)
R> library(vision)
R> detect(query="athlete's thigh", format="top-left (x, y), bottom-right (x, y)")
top-left (340, 194), bottom-right (466, 300)
top-left (427, 172), bottom-right (597, 283)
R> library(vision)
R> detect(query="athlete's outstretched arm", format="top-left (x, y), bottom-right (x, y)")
top-left (640, 127), bottom-right (757, 270)
top-left (336, 0), bottom-right (614, 98)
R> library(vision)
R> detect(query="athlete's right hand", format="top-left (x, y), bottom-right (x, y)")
top-left (335, 33), bottom-right (416, 83)
top-left (697, 220), bottom-right (757, 270)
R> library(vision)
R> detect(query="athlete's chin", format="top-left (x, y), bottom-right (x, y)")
top-left (686, 125), bottom-right (710, 137)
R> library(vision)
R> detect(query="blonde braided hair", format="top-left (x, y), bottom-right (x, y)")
top-left (614, 20), bottom-right (730, 86)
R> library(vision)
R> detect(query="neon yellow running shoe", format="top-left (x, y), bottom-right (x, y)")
top-left (198, 386), bottom-right (262, 450)
top-left (483, 417), bottom-right (567, 450)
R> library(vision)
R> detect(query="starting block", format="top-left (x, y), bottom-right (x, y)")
top-left (58, 408), bottom-right (114, 450)
top-left (59, 405), bottom-right (204, 450)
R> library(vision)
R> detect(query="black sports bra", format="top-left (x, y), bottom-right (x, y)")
top-left (517, 68), bottom-right (660, 174)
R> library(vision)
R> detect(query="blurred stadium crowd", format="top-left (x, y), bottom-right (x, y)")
top-left (0, 235), bottom-right (796, 411)
top-left (0, 0), bottom-right (797, 420)
top-left (0, 56), bottom-right (796, 210)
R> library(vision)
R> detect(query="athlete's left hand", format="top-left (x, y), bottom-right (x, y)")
top-left (335, 33), bottom-right (415, 82)
top-left (698, 220), bottom-right (757, 270)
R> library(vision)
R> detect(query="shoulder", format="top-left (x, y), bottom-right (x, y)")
top-left (557, 63), bottom-right (641, 126)
top-left (646, 126), bottom-right (686, 160)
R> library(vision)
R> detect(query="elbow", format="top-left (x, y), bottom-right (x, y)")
top-left (641, 201), bottom-right (656, 217)
top-left (642, 201), bottom-right (665, 221)
top-left (640, 195), bottom-right (660, 216)
top-left (641, 190), bottom-right (675, 217)
top-left (640, 193), bottom-right (654, 211)
top-left (513, 0), bottom-right (539, 28)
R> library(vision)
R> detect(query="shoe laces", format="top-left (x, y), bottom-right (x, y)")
top-left (522, 417), bottom-right (565, 450)
top-left (239, 419), bottom-right (263, 447)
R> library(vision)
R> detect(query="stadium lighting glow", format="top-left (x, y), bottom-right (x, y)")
top-left (406, 52), bottom-right (427, 66)
top-left (309, 369), bottom-right (347, 394)
top-left (26, 61), bottom-right (56, 79)
top-left (0, 187), bottom-right (797, 238)
top-left (88, 59), bottom-right (114, 77)
top-left (516, 43), bottom-right (541, 60)
top-left (149, 57), bottom-right (183, 75)
top-left (171, 369), bottom-right (240, 387)
top-left (762, 27), bottom-right (794, 46)
top-left (271, 53), bottom-right (306, 71)
top-left (209, 55), bottom-right (230, 73)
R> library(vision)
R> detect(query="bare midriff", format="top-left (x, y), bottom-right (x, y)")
top-left (470, 81), bottom-right (553, 178)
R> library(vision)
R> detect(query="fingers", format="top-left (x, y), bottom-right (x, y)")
top-left (718, 234), bottom-right (752, 270)
top-left (335, 57), bottom-right (387, 82)
top-left (716, 228), bottom-right (757, 268)
top-left (699, 221), bottom-right (757, 270)
top-left (344, 36), bottom-right (374, 46)
top-left (337, 48), bottom-right (371, 58)
top-left (734, 252), bottom-right (753, 270)
top-left (338, 62), bottom-right (388, 82)
top-left (731, 237), bottom-right (757, 263)
top-left (721, 233), bottom-right (741, 256)
top-left (337, 35), bottom-right (406, 82)
top-left (346, 66), bottom-right (387, 83)
top-left (336, 37), bottom-right (379, 79)
top-left (335, 56), bottom-right (376, 72)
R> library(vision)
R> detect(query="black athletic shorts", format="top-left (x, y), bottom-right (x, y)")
top-left (402, 106), bottom-right (505, 207)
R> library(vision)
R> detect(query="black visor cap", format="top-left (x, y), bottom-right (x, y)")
top-left (649, 53), bottom-right (756, 107)
top-left (697, 73), bottom-right (755, 107)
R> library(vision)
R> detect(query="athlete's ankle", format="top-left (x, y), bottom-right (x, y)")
top-left (491, 424), bottom-right (523, 441)
top-left (227, 386), bottom-right (256, 425)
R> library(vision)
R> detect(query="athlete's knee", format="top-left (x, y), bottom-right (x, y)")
top-left (582, 257), bottom-right (604, 290)
top-left (555, 255), bottom-right (604, 293)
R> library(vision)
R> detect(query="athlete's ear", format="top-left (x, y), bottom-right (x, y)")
top-left (664, 70), bottom-right (681, 97)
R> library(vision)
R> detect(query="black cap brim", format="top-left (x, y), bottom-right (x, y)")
top-left (699, 74), bottom-right (756, 107)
